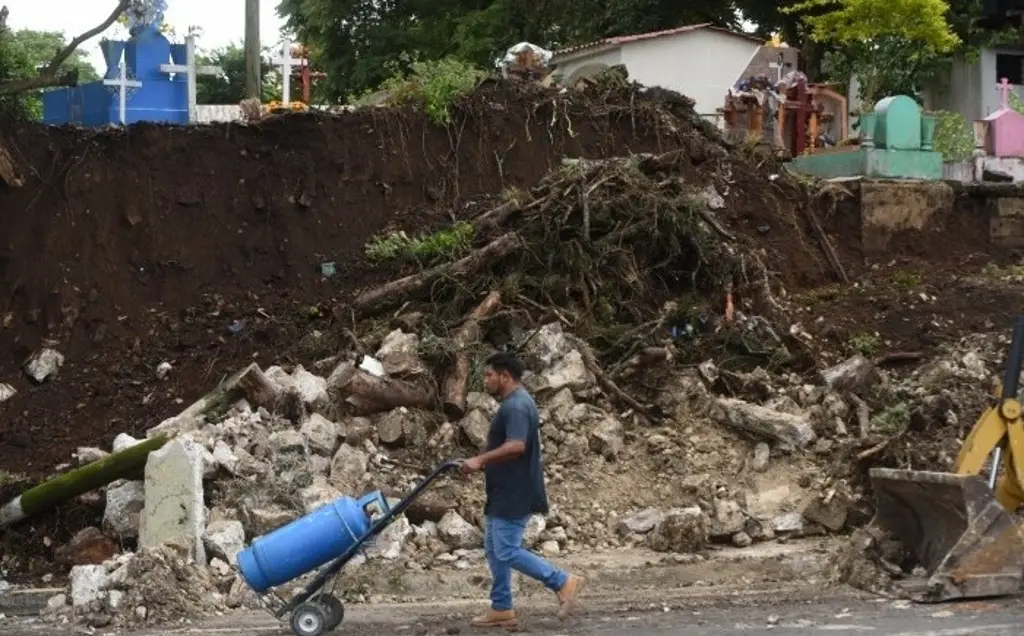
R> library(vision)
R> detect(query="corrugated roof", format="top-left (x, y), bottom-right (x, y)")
top-left (554, 24), bottom-right (765, 58)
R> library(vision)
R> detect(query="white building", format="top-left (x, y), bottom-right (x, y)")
top-left (550, 24), bottom-right (798, 121)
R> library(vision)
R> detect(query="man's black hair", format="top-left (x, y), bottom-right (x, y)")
top-left (485, 351), bottom-right (525, 381)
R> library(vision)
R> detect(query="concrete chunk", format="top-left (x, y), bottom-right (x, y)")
top-left (301, 413), bottom-right (340, 456)
top-left (203, 520), bottom-right (246, 564)
top-left (69, 565), bottom-right (108, 606)
top-left (103, 480), bottom-right (145, 539)
top-left (138, 439), bottom-right (206, 563)
top-left (710, 398), bottom-right (816, 448)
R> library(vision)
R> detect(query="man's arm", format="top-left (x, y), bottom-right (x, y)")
top-left (463, 406), bottom-right (529, 471)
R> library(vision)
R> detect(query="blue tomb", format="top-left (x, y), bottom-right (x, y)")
top-left (43, 25), bottom-right (192, 126)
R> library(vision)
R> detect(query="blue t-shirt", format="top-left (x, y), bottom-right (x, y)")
top-left (483, 386), bottom-right (549, 519)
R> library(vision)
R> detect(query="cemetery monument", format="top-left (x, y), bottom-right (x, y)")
top-left (788, 94), bottom-right (942, 180)
top-left (42, 1), bottom-right (222, 126)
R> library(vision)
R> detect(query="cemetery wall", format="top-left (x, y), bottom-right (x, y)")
top-left (195, 105), bottom-right (242, 123)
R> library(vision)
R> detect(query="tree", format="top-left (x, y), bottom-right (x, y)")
top-left (195, 43), bottom-right (282, 104)
top-left (0, 29), bottom-right (100, 118)
top-left (0, 1), bottom-right (129, 96)
top-left (785, 0), bottom-right (961, 103)
top-left (276, 0), bottom-right (756, 101)
top-left (8, 30), bottom-right (100, 82)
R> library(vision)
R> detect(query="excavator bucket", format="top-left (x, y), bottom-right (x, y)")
top-left (868, 468), bottom-right (1024, 602)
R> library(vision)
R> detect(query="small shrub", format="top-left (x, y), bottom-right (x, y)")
top-left (848, 331), bottom-right (883, 357)
top-left (365, 222), bottom-right (475, 267)
top-left (872, 403), bottom-right (911, 434)
top-left (366, 54), bottom-right (484, 126)
top-left (891, 269), bottom-right (922, 288)
top-left (931, 110), bottom-right (974, 162)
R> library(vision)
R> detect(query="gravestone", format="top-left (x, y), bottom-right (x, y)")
top-left (873, 95), bottom-right (922, 151)
top-left (788, 94), bottom-right (942, 180)
top-left (983, 78), bottom-right (1024, 158)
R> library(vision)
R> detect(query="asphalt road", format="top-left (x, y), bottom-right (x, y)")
top-left (5, 594), bottom-right (1021, 635)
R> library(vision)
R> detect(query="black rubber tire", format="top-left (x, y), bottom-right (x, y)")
top-left (290, 602), bottom-right (328, 636)
top-left (319, 594), bottom-right (345, 630)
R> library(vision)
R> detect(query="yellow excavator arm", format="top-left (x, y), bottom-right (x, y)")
top-left (955, 382), bottom-right (1024, 512)
top-left (867, 316), bottom-right (1024, 603)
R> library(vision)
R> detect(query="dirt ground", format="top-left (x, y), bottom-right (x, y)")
top-left (5, 538), bottom-right (1024, 635)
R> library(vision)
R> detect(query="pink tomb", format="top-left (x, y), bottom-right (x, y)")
top-left (984, 78), bottom-right (1024, 158)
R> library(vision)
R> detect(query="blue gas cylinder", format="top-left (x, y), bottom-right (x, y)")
top-left (236, 490), bottom-right (388, 593)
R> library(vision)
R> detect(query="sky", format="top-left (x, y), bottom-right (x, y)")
top-left (4, 0), bottom-right (286, 72)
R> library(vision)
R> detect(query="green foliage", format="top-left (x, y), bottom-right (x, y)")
top-left (365, 222), bottom-right (475, 267)
top-left (0, 28), bottom-right (100, 120)
top-left (195, 43), bottom-right (282, 104)
top-left (786, 0), bottom-right (960, 52)
top-left (789, 0), bottom-right (960, 104)
top-left (891, 269), bottom-right (923, 288)
top-left (871, 403), bottom-right (911, 433)
top-left (1009, 91), bottom-right (1024, 114)
top-left (825, 37), bottom-right (951, 104)
top-left (931, 109), bottom-right (975, 162)
top-left (366, 55), bottom-right (484, 125)
top-left (982, 262), bottom-right (1024, 278)
top-left (847, 331), bottom-right (883, 357)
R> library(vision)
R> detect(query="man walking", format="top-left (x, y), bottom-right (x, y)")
top-left (459, 351), bottom-right (585, 627)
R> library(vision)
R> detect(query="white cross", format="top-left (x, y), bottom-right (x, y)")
top-left (102, 60), bottom-right (142, 125)
top-left (272, 39), bottom-right (302, 105)
top-left (159, 34), bottom-right (222, 122)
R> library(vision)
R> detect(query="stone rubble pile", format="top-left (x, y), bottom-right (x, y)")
top-left (36, 319), bottom-right (999, 626)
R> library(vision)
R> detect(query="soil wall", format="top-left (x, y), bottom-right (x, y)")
top-left (0, 84), bottom-right (688, 475)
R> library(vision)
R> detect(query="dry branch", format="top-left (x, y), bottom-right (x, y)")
top-left (353, 232), bottom-right (522, 315)
top-left (0, 1), bottom-right (129, 95)
top-left (0, 134), bottom-right (24, 187)
top-left (578, 345), bottom-right (660, 422)
top-left (804, 206), bottom-right (848, 283)
top-left (874, 351), bottom-right (924, 366)
top-left (442, 291), bottom-right (503, 419)
top-left (849, 392), bottom-right (871, 439)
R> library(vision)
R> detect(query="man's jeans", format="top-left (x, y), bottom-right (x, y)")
top-left (484, 515), bottom-right (569, 611)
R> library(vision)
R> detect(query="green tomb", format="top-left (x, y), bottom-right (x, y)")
top-left (789, 95), bottom-right (942, 180)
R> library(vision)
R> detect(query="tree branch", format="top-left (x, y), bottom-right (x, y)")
top-left (0, 0), bottom-right (129, 96)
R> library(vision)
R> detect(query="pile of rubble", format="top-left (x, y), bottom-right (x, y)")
top-left (28, 314), bottom-right (919, 626)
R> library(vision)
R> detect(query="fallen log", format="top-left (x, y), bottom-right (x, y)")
top-left (235, 363), bottom-right (282, 410)
top-left (147, 362), bottom-right (277, 438)
top-left (0, 435), bottom-right (169, 528)
top-left (873, 351), bottom-right (924, 366)
top-left (473, 201), bottom-right (520, 232)
top-left (330, 365), bottom-right (436, 415)
top-left (441, 291), bottom-right (503, 419)
top-left (353, 232), bottom-right (523, 315)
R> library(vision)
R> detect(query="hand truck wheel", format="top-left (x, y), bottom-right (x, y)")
top-left (290, 602), bottom-right (328, 636)
top-left (318, 594), bottom-right (344, 629)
